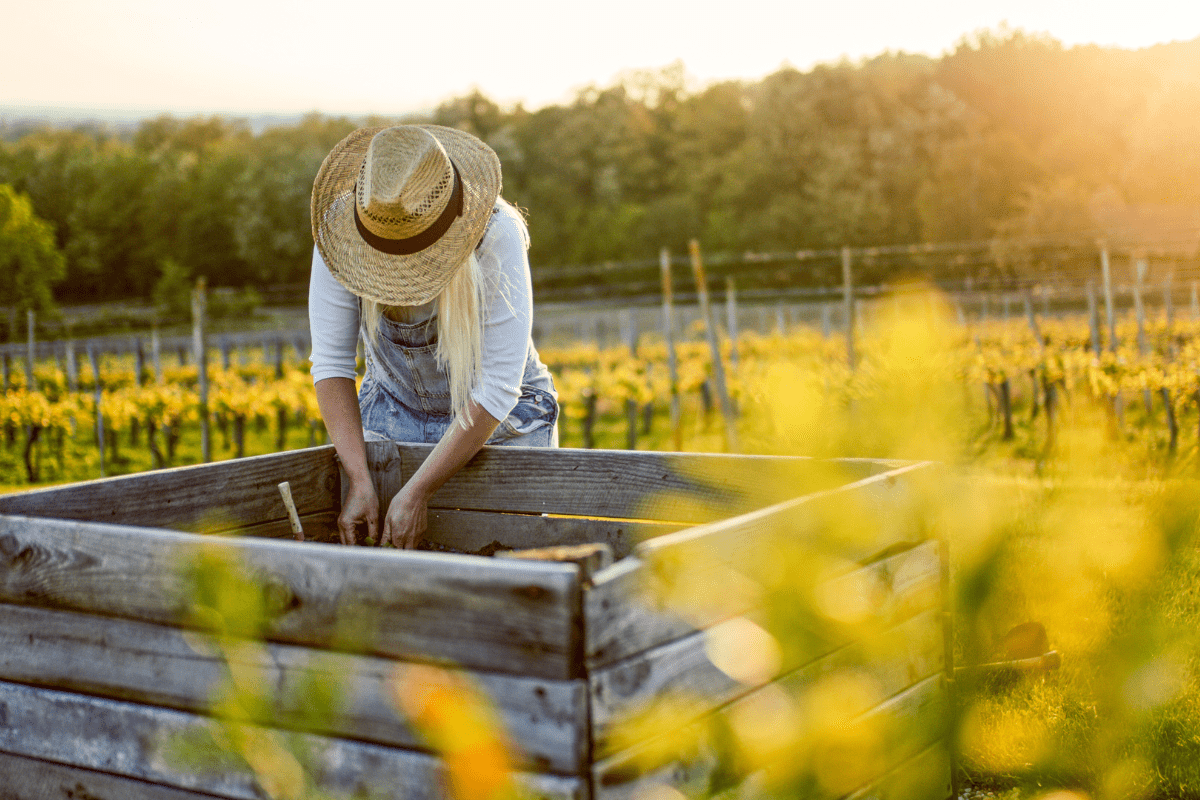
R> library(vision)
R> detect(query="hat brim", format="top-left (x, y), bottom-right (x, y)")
top-left (311, 125), bottom-right (502, 306)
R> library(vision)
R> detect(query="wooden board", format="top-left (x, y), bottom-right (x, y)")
top-left (424, 508), bottom-right (685, 559)
top-left (0, 751), bottom-right (220, 800)
top-left (589, 607), bottom-right (945, 757)
top-left (0, 515), bottom-right (582, 679)
top-left (0, 446), bottom-right (341, 533)
top-left (0, 681), bottom-right (586, 800)
top-left (637, 460), bottom-right (934, 570)
top-left (0, 602), bottom-right (588, 774)
top-left (586, 538), bottom-right (942, 669)
top-left (237, 510), bottom-right (341, 542)
top-left (592, 672), bottom-right (948, 800)
top-left (364, 442), bottom-right (885, 522)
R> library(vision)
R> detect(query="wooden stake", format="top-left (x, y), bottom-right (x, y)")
top-left (842, 246), bottom-right (856, 370)
top-left (278, 481), bottom-right (304, 542)
top-left (659, 248), bottom-right (681, 452)
top-left (192, 277), bottom-right (210, 463)
top-left (25, 309), bottom-right (35, 391)
top-left (725, 276), bottom-right (739, 373)
top-left (151, 326), bottom-right (163, 385)
top-left (1134, 258), bottom-right (1148, 357)
top-left (688, 240), bottom-right (738, 452)
top-left (1100, 242), bottom-right (1117, 352)
top-left (1133, 258), bottom-right (1153, 414)
top-left (1024, 289), bottom-right (1043, 349)
top-left (65, 339), bottom-right (78, 392)
top-left (88, 346), bottom-right (104, 479)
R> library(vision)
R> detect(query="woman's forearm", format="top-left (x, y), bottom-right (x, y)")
top-left (315, 377), bottom-right (382, 544)
top-left (383, 400), bottom-right (500, 548)
top-left (314, 377), bottom-right (370, 481)
top-left (407, 400), bottom-right (500, 500)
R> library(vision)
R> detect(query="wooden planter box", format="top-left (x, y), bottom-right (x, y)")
top-left (0, 443), bottom-right (950, 800)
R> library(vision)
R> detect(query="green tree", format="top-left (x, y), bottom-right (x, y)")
top-left (0, 183), bottom-right (67, 313)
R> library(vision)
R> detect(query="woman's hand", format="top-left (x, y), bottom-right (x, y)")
top-left (383, 483), bottom-right (429, 549)
top-left (338, 478), bottom-right (379, 546)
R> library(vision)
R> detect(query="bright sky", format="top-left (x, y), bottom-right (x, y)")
top-left (6, 0), bottom-right (1200, 118)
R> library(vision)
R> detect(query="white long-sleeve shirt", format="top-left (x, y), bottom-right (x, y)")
top-left (308, 201), bottom-right (534, 424)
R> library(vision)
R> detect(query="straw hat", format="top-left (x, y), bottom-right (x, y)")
top-left (311, 125), bottom-right (502, 306)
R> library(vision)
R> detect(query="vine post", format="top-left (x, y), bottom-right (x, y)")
top-left (660, 248), bottom-right (681, 452)
top-left (1134, 258), bottom-right (1152, 414)
top-left (725, 276), bottom-right (739, 373)
top-left (1100, 241), bottom-right (1117, 351)
top-left (193, 276), bottom-right (211, 463)
top-left (25, 309), bottom-right (35, 391)
top-left (88, 345), bottom-right (104, 478)
top-left (688, 239), bottom-right (738, 453)
top-left (842, 245), bottom-right (856, 370)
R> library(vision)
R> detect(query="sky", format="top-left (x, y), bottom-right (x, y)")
top-left (5, 0), bottom-right (1200, 120)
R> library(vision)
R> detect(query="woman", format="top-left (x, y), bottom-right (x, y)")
top-left (308, 125), bottom-right (558, 550)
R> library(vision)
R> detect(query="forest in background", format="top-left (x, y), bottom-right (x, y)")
top-left (2, 27), bottom-right (1199, 311)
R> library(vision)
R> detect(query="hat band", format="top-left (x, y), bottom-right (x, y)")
top-left (352, 167), bottom-right (464, 256)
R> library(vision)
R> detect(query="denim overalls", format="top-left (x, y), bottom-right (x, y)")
top-left (358, 310), bottom-right (559, 447)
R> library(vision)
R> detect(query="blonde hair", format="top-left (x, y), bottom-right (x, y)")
top-left (362, 199), bottom-right (529, 430)
top-left (363, 250), bottom-right (484, 428)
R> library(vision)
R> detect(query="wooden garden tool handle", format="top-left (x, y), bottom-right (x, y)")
top-left (278, 481), bottom-right (304, 542)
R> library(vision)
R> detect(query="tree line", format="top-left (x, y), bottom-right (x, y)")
top-left (2, 27), bottom-right (1199, 315)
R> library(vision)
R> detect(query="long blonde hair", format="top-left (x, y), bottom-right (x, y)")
top-left (363, 200), bottom-right (529, 429)
top-left (362, 250), bottom-right (485, 428)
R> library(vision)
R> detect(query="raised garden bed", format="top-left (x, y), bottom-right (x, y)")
top-left (0, 443), bottom-right (950, 800)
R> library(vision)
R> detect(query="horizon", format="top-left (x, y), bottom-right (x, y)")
top-left (6, 0), bottom-right (1200, 125)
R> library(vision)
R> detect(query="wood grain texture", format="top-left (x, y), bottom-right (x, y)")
top-left (591, 672), bottom-right (947, 800)
top-left (0, 681), bottom-right (586, 800)
top-left (0, 751), bottom-right (218, 800)
top-left (637, 461), bottom-right (935, 569)
top-left (584, 556), bottom-right (698, 669)
top-left (423, 508), bottom-right (685, 560)
top-left (585, 538), bottom-right (943, 670)
top-left (0, 446), bottom-right (341, 533)
top-left (0, 515), bottom-right (581, 679)
top-left (589, 607), bottom-right (945, 756)
top-left (0, 603), bottom-right (588, 774)
top-left (236, 510), bottom-right (341, 542)
top-left (370, 441), bottom-right (886, 522)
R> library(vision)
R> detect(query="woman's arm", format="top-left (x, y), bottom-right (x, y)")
top-left (315, 377), bottom-right (379, 546)
top-left (382, 399), bottom-right (500, 549)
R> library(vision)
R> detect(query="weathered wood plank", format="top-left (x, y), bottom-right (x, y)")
top-left (375, 442), bottom-right (886, 522)
top-left (844, 742), bottom-right (952, 800)
top-left (0, 446), bottom-right (341, 533)
top-left (0, 515), bottom-right (581, 679)
top-left (637, 461), bottom-right (934, 568)
top-left (424, 508), bottom-right (685, 560)
top-left (0, 602), bottom-right (588, 774)
top-left (586, 538), bottom-right (942, 669)
top-left (234, 505), bottom-right (681, 560)
top-left (584, 556), bottom-right (697, 668)
top-left (0, 681), bottom-right (586, 800)
top-left (236, 509), bottom-right (341, 542)
top-left (0, 751), bottom-right (219, 800)
top-left (592, 673), bottom-right (947, 800)
top-left (590, 607), bottom-right (945, 757)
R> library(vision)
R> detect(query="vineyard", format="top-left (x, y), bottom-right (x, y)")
top-left (7, 293), bottom-right (1200, 796)
top-left (2, 290), bottom-right (1199, 490)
